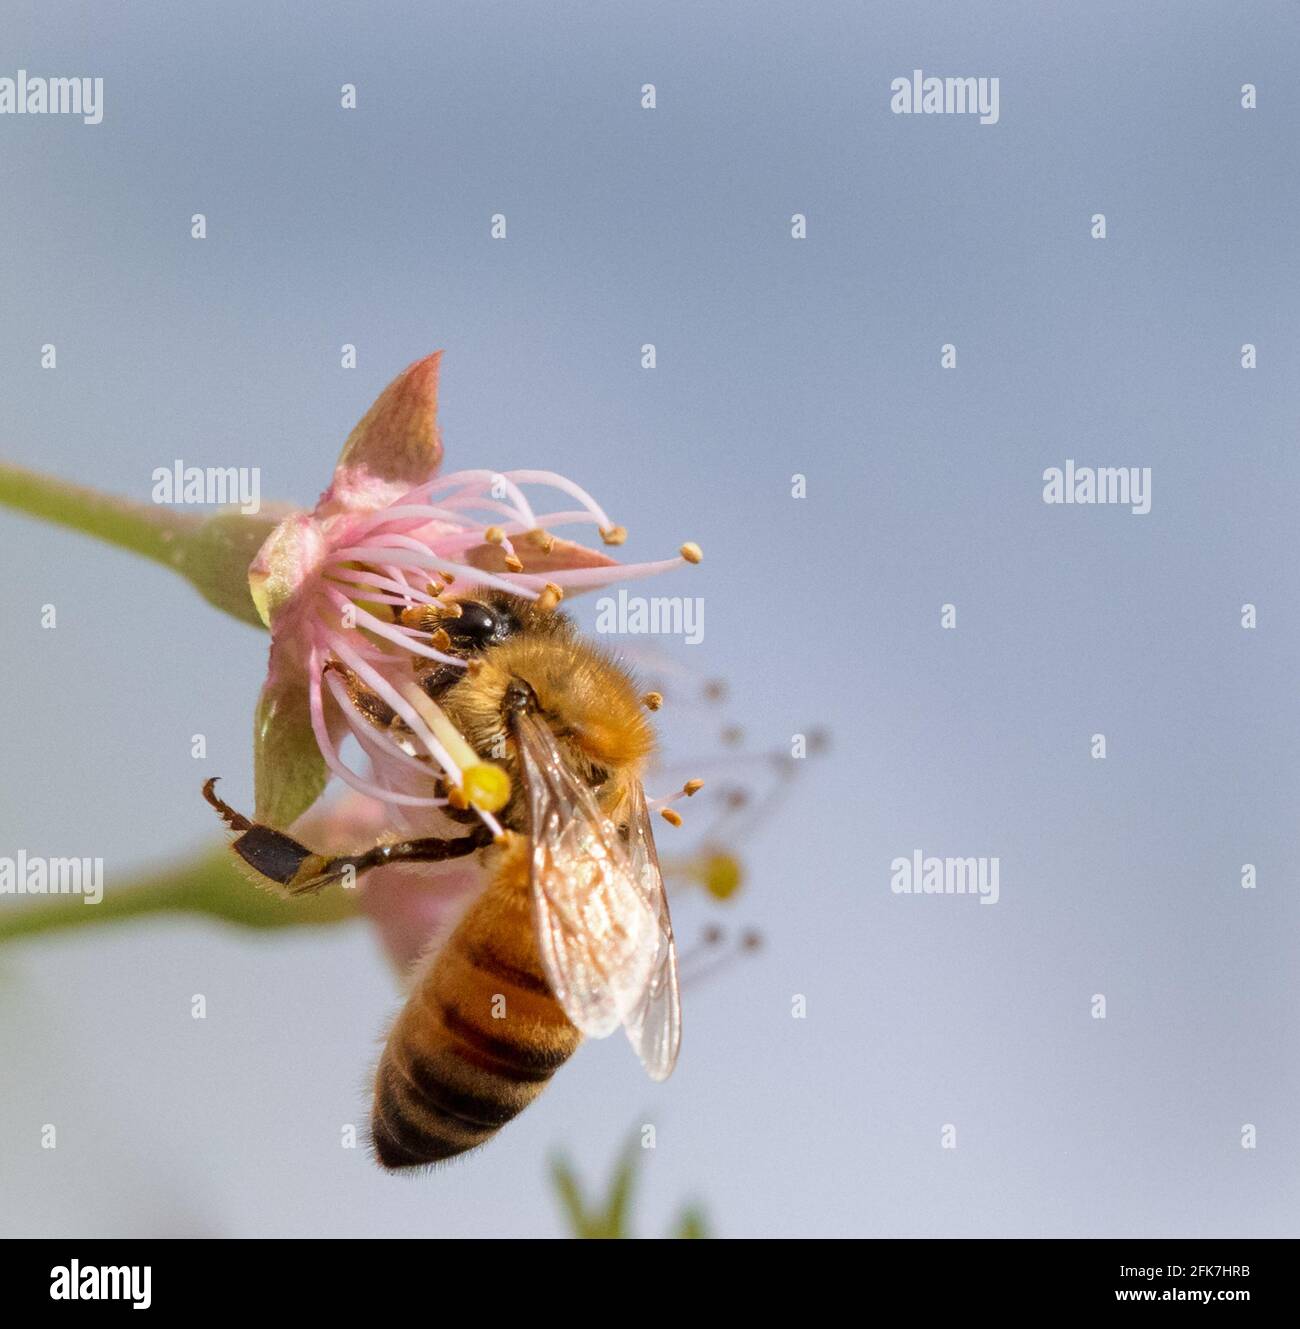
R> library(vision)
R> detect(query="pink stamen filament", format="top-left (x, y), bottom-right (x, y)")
top-left (647, 788), bottom-right (692, 810)
top-left (306, 650), bottom-right (446, 808)
top-left (412, 495), bottom-right (534, 526)
top-left (356, 503), bottom-right (481, 527)
top-left (323, 583), bottom-right (424, 609)
top-left (329, 543), bottom-right (541, 600)
top-left (323, 566), bottom-right (444, 609)
top-left (494, 470), bottom-right (613, 530)
top-left (321, 587), bottom-right (465, 667)
top-left (320, 624), bottom-right (463, 783)
top-left (386, 504), bottom-right (606, 537)
top-left (368, 526), bottom-right (521, 561)
top-left (509, 556), bottom-right (687, 591)
top-left (421, 470), bottom-right (539, 528)
top-left (323, 670), bottom-right (443, 783)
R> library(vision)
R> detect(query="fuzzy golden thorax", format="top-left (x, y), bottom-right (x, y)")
top-left (435, 605), bottom-right (655, 833)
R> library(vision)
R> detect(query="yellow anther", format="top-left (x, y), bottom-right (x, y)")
top-left (700, 852), bottom-right (742, 900)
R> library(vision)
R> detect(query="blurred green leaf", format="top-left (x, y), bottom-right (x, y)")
top-left (672, 1206), bottom-right (710, 1239)
top-left (550, 1155), bottom-right (597, 1239)
top-left (551, 1134), bottom-right (711, 1239)
top-left (602, 1141), bottom-right (638, 1238)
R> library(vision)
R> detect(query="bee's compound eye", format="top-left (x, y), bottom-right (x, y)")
top-left (450, 601), bottom-right (501, 650)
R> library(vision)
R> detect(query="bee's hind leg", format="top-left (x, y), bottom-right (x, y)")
top-left (202, 778), bottom-right (492, 896)
top-left (203, 777), bottom-right (326, 890)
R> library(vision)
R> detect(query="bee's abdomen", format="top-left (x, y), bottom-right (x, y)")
top-left (371, 855), bottom-right (579, 1169)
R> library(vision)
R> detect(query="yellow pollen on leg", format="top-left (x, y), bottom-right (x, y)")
top-left (461, 762), bottom-right (511, 813)
top-left (398, 681), bottom-right (511, 813)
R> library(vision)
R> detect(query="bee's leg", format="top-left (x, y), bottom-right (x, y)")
top-left (202, 778), bottom-right (491, 896)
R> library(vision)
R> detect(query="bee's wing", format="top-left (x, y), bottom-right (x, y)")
top-left (619, 780), bottom-right (682, 1081)
top-left (515, 710), bottom-right (658, 1039)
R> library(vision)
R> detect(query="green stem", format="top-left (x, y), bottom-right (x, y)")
top-left (0, 461), bottom-right (279, 629)
top-left (0, 845), bottom-right (357, 944)
top-left (0, 460), bottom-right (199, 563)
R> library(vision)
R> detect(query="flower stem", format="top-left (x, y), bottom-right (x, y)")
top-left (0, 460), bottom-right (198, 561)
top-left (0, 845), bottom-right (357, 944)
top-left (0, 461), bottom-right (278, 629)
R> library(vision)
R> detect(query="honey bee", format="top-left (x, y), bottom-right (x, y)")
top-left (204, 591), bottom-right (681, 1169)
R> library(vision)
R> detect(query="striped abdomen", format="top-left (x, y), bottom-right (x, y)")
top-left (371, 842), bottom-right (580, 1168)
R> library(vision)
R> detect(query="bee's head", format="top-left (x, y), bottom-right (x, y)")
top-left (428, 592), bottom-right (655, 831)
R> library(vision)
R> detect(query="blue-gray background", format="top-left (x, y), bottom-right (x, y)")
top-left (1, 1), bottom-right (1296, 1237)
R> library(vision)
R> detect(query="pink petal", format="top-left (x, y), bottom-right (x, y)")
top-left (291, 791), bottom-right (486, 973)
top-left (248, 511), bottom-right (327, 629)
top-left (289, 786), bottom-right (394, 851)
top-left (358, 861), bottom-right (485, 974)
top-left (318, 353), bottom-right (444, 517)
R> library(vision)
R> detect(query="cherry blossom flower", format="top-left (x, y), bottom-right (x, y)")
top-left (247, 352), bottom-right (698, 831)
top-left (244, 353), bottom-right (701, 967)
